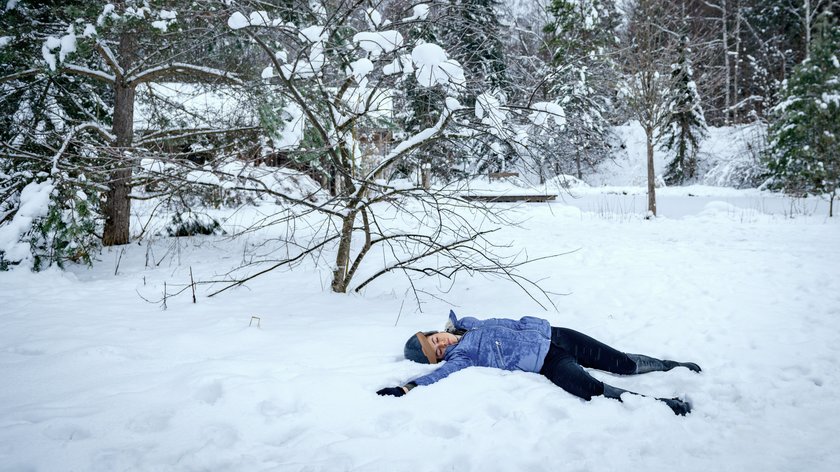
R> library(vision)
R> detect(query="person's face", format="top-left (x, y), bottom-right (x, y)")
top-left (427, 332), bottom-right (459, 360)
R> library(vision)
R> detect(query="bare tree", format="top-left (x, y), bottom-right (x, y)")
top-left (190, 1), bottom-right (561, 304)
top-left (618, 0), bottom-right (683, 216)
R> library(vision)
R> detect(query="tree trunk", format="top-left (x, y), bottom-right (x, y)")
top-left (102, 33), bottom-right (137, 246)
top-left (733, 0), bottom-right (741, 122)
top-left (331, 211), bottom-right (357, 292)
top-left (805, 0), bottom-right (812, 60)
top-left (646, 127), bottom-right (657, 217)
top-left (722, 0), bottom-right (731, 125)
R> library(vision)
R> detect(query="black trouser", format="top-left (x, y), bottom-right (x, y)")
top-left (539, 327), bottom-right (637, 400)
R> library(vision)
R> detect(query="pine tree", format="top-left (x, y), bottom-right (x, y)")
top-left (765, 11), bottom-right (840, 216)
top-left (660, 34), bottom-right (709, 185)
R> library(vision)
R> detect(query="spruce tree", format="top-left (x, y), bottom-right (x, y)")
top-left (765, 11), bottom-right (840, 216)
top-left (543, 0), bottom-right (619, 179)
top-left (660, 34), bottom-right (708, 185)
top-left (440, 1), bottom-right (513, 175)
top-left (441, 0), bottom-right (510, 101)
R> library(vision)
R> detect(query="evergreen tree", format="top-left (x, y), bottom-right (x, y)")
top-left (660, 34), bottom-right (708, 185)
top-left (441, 0), bottom-right (510, 101)
top-left (1, 0), bottom-right (109, 270)
top-left (543, 0), bottom-right (619, 179)
top-left (765, 11), bottom-right (840, 216)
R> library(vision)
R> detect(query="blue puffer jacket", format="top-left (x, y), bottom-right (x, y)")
top-left (410, 310), bottom-right (552, 387)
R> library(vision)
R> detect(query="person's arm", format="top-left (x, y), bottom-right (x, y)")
top-left (453, 310), bottom-right (550, 334)
top-left (408, 355), bottom-right (472, 387)
top-left (377, 354), bottom-right (473, 397)
top-left (449, 310), bottom-right (483, 331)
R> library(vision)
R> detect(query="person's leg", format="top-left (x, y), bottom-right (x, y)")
top-left (549, 327), bottom-right (637, 374)
top-left (628, 354), bottom-right (701, 374)
top-left (539, 343), bottom-right (605, 400)
top-left (550, 327), bottom-right (701, 374)
top-left (540, 344), bottom-right (692, 415)
top-left (602, 384), bottom-right (692, 416)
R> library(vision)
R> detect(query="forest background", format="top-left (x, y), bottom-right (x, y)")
top-left (1, 0), bottom-right (838, 288)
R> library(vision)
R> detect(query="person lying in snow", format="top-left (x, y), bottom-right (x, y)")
top-left (377, 310), bottom-right (701, 415)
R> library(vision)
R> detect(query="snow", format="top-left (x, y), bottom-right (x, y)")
top-left (347, 58), bottom-right (374, 82)
top-left (382, 54), bottom-right (413, 76)
top-left (411, 43), bottom-right (465, 89)
top-left (270, 102), bottom-right (305, 150)
top-left (590, 121), bottom-right (766, 189)
top-left (475, 93), bottom-right (509, 137)
top-left (82, 24), bottom-right (97, 38)
top-left (248, 11), bottom-right (271, 27)
top-left (1, 184), bottom-right (839, 470)
top-left (402, 4), bottom-right (430, 22)
top-left (299, 25), bottom-right (326, 44)
top-left (41, 36), bottom-right (61, 71)
top-left (97, 3), bottom-right (117, 26)
top-left (353, 31), bottom-right (404, 57)
top-left (133, 82), bottom-right (255, 131)
top-left (58, 25), bottom-right (76, 62)
top-left (364, 8), bottom-right (384, 28)
top-left (227, 12), bottom-right (249, 30)
top-left (530, 101), bottom-right (567, 127)
top-left (0, 36), bottom-right (11, 49)
top-left (0, 180), bottom-right (54, 265)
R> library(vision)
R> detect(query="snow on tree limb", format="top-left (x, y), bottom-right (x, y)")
top-left (94, 41), bottom-right (124, 78)
top-left (63, 64), bottom-right (116, 83)
top-left (127, 63), bottom-right (243, 86)
top-left (362, 100), bottom-right (460, 183)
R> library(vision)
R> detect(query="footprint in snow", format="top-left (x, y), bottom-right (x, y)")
top-left (374, 410), bottom-right (413, 433)
top-left (42, 423), bottom-right (92, 441)
top-left (126, 410), bottom-right (173, 434)
top-left (194, 379), bottom-right (224, 405)
top-left (201, 424), bottom-right (239, 449)
top-left (417, 420), bottom-right (461, 439)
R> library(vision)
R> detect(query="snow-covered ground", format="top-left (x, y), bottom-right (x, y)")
top-left (2, 187), bottom-right (838, 471)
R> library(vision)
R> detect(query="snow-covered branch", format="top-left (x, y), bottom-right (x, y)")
top-left (0, 68), bottom-right (39, 84)
top-left (63, 64), bottom-right (116, 83)
top-left (362, 100), bottom-right (460, 182)
top-left (50, 122), bottom-right (116, 174)
top-left (94, 41), bottom-right (124, 78)
top-left (135, 126), bottom-right (261, 146)
top-left (127, 63), bottom-right (242, 86)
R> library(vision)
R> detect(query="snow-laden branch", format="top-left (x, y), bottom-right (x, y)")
top-left (135, 126), bottom-right (261, 145)
top-left (50, 122), bottom-right (116, 174)
top-left (0, 68), bottom-right (39, 84)
top-left (362, 99), bottom-right (460, 183)
top-left (63, 64), bottom-right (116, 83)
top-left (127, 63), bottom-right (242, 86)
top-left (94, 41), bottom-right (124, 78)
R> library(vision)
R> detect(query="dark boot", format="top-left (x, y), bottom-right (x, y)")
top-left (658, 397), bottom-right (692, 416)
top-left (628, 354), bottom-right (701, 374)
top-left (602, 383), bottom-right (632, 400)
top-left (603, 384), bottom-right (693, 416)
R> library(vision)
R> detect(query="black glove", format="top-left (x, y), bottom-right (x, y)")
top-left (376, 386), bottom-right (406, 397)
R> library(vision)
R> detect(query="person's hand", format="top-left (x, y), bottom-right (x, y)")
top-left (376, 386), bottom-right (406, 397)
